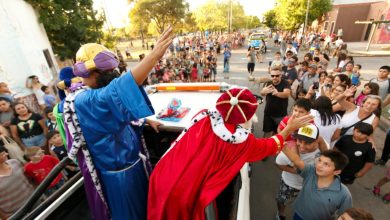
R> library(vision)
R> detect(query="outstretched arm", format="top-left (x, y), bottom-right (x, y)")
top-left (131, 26), bottom-right (174, 85)
top-left (282, 142), bottom-right (305, 170)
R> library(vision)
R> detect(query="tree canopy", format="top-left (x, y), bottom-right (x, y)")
top-left (193, 0), bottom-right (251, 31)
top-left (273, 0), bottom-right (332, 31)
top-left (26, 0), bottom-right (104, 60)
top-left (129, 0), bottom-right (188, 34)
top-left (263, 9), bottom-right (277, 30)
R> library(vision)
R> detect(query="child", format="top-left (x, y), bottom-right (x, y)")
top-left (351, 64), bottom-right (361, 86)
top-left (278, 98), bottom-right (312, 142)
top-left (373, 166), bottom-right (390, 203)
top-left (191, 63), bottom-right (198, 82)
top-left (203, 64), bottom-right (210, 82)
top-left (44, 107), bottom-right (57, 132)
top-left (354, 82), bottom-right (379, 107)
top-left (282, 146), bottom-right (352, 220)
top-left (269, 52), bottom-right (283, 73)
top-left (275, 124), bottom-right (322, 220)
top-left (334, 122), bottom-right (375, 184)
top-left (24, 146), bottom-right (64, 196)
top-left (41, 86), bottom-right (56, 108)
top-left (47, 131), bottom-right (78, 178)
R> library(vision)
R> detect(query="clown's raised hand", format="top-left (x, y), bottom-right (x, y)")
top-left (132, 25), bottom-right (174, 85)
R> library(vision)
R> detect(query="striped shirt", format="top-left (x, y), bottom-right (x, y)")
top-left (0, 159), bottom-right (34, 215)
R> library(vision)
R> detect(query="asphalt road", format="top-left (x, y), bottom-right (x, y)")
top-left (127, 43), bottom-right (390, 219)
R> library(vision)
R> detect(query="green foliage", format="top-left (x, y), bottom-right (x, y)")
top-left (246, 16), bottom-right (262, 29)
top-left (129, 0), bottom-right (189, 34)
top-left (263, 9), bottom-right (277, 29)
top-left (26, 0), bottom-right (104, 60)
top-left (129, 1), bottom-right (150, 41)
top-left (193, 0), bottom-right (250, 31)
top-left (275, 0), bottom-right (332, 31)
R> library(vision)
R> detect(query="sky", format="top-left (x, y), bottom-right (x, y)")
top-left (93, 0), bottom-right (276, 28)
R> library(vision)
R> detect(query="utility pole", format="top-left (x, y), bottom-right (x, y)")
top-left (303, 0), bottom-right (310, 36)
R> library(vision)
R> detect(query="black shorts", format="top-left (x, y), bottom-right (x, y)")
top-left (247, 63), bottom-right (255, 73)
top-left (274, 39), bottom-right (279, 44)
top-left (263, 115), bottom-right (284, 133)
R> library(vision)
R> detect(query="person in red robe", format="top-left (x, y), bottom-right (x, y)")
top-left (148, 88), bottom-right (313, 220)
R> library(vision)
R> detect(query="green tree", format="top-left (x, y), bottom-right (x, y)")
top-left (246, 16), bottom-right (262, 29)
top-left (129, 1), bottom-right (150, 43)
top-left (26, 0), bottom-right (104, 60)
top-left (130, 0), bottom-right (189, 34)
top-left (193, 0), bottom-right (248, 31)
top-left (275, 0), bottom-right (332, 31)
top-left (263, 9), bottom-right (277, 29)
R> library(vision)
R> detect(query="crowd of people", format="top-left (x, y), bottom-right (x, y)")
top-left (0, 27), bottom-right (389, 220)
top-left (260, 31), bottom-right (390, 220)
top-left (121, 32), bottom-right (242, 85)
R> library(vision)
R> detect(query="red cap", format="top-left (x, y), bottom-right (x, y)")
top-left (216, 88), bottom-right (259, 124)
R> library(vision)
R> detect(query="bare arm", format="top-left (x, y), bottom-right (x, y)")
top-left (276, 164), bottom-right (297, 174)
top-left (0, 208), bottom-right (9, 220)
top-left (0, 125), bottom-right (9, 136)
top-left (282, 143), bottom-right (305, 170)
top-left (355, 162), bottom-right (374, 178)
top-left (318, 136), bottom-right (329, 151)
top-left (274, 88), bottom-right (291, 99)
top-left (335, 86), bottom-right (357, 113)
top-left (10, 125), bottom-right (26, 151)
top-left (131, 27), bottom-right (174, 85)
top-left (38, 119), bottom-right (48, 136)
top-left (331, 128), bottom-right (341, 142)
top-left (383, 94), bottom-right (390, 107)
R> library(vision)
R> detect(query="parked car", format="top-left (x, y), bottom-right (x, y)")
top-left (11, 82), bottom-right (255, 220)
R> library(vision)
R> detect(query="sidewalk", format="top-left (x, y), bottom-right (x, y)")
top-left (347, 41), bottom-right (390, 57)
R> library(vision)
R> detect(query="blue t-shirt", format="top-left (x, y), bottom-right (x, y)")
top-left (293, 164), bottom-right (352, 220)
top-left (44, 94), bottom-right (56, 107)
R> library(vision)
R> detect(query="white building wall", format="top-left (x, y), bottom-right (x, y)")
top-left (0, 0), bottom-right (58, 96)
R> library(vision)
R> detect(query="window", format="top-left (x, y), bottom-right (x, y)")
top-left (330, 22), bottom-right (335, 34)
top-left (324, 21), bottom-right (329, 32)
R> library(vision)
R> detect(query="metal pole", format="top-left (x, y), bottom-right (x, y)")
top-left (366, 23), bottom-right (377, 51)
top-left (303, 0), bottom-right (310, 36)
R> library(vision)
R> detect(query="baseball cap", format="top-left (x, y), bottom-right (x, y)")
top-left (295, 124), bottom-right (319, 143)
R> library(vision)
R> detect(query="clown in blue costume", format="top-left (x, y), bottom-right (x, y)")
top-left (63, 27), bottom-right (174, 220)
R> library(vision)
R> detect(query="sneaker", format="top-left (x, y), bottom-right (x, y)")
top-left (373, 186), bottom-right (381, 197)
top-left (375, 159), bottom-right (387, 166)
top-left (382, 193), bottom-right (390, 204)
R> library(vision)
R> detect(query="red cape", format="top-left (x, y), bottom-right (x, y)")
top-left (148, 113), bottom-right (283, 220)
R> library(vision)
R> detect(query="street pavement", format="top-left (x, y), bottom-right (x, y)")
top-left (127, 43), bottom-right (390, 219)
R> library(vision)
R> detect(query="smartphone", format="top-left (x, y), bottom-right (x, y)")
top-left (312, 82), bottom-right (319, 90)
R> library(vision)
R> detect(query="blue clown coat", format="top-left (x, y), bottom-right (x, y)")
top-left (74, 72), bottom-right (154, 220)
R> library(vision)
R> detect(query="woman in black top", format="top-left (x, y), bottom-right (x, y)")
top-left (10, 103), bottom-right (47, 149)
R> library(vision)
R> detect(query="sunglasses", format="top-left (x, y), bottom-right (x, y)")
top-left (270, 75), bottom-right (281, 78)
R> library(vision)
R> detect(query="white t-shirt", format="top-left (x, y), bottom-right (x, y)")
top-left (341, 106), bottom-right (376, 136)
top-left (311, 109), bottom-right (342, 149)
top-left (276, 149), bottom-right (320, 190)
top-left (335, 39), bottom-right (344, 48)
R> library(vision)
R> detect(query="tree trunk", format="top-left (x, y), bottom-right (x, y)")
top-left (141, 31), bottom-right (145, 44)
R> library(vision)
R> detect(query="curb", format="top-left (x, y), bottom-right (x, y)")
top-left (348, 50), bottom-right (390, 57)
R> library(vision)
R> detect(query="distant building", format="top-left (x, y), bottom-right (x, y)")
top-left (0, 0), bottom-right (58, 95)
top-left (321, 0), bottom-right (390, 43)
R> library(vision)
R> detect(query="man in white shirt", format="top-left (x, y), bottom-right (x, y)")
top-left (275, 125), bottom-right (323, 220)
